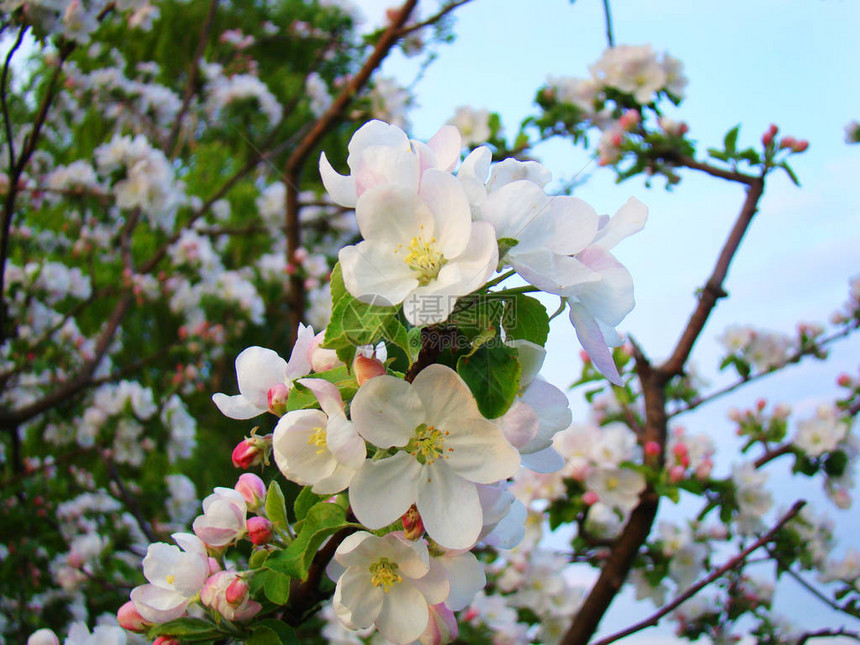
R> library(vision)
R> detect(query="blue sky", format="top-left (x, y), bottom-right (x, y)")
top-left (355, 0), bottom-right (860, 639)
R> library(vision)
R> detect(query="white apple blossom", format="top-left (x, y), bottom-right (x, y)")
top-left (339, 169), bottom-right (497, 325)
top-left (192, 487), bottom-right (247, 547)
top-left (589, 45), bottom-right (667, 104)
top-left (211, 324), bottom-right (315, 419)
top-left (585, 466), bottom-right (646, 512)
top-left (331, 531), bottom-right (448, 644)
top-left (349, 364), bottom-right (520, 549)
top-left (792, 404), bottom-right (849, 457)
top-left (272, 378), bottom-right (364, 494)
top-left (129, 532), bottom-right (209, 623)
top-left (447, 106), bottom-right (491, 147)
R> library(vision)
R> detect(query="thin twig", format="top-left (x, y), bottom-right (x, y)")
top-left (105, 458), bottom-right (156, 543)
top-left (1, 26), bottom-right (27, 171)
top-left (166, 0), bottom-right (220, 157)
top-left (589, 501), bottom-right (806, 645)
top-left (795, 628), bottom-right (860, 645)
top-left (602, 0), bottom-right (615, 48)
top-left (395, 0), bottom-right (474, 38)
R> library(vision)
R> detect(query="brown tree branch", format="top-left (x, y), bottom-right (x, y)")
top-left (395, 0), bottom-right (474, 38)
top-left (661, 174), bottom-right (765, 377)
top-left (166, 0), bottom-right (220, 157)
top-left (795, 628), bottom-right (860, 645)
top-left (589, 501), bottom-right (806, 645)
top-left (282, 0), bottom-right (419, 345)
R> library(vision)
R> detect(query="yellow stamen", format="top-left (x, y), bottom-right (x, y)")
top-left (166, 574), bottom-right (175, 585)
top-left (403, 236), bottom-right (446, 286)
top-left (370, 557), bottom-right (402, 593)
top-left (408, 424), bottom-right (450, 465)
top-left (309, 426), bottom-right (327, 454)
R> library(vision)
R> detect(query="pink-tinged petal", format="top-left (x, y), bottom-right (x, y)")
top-left (211, 393), bottom-right (262, 420)
top-left (296, 378), bottom-right (343, 418)
top-left (497, 400), bottom-right (539, 450)
top-left (593, 197), bottom-right (648, 251)
top-left (481, 498), bottom-right (526, 549)
top-left (521, 445), bottom-right (566, 473)
top-left (512, 247), bottom-right (600, 295)
top-left (376, 583), bottom-right (429, 644)
top-left (444, 421), bottom-right (521, 483)
top-left (416, 465), bottom-right (482, 549)
top-left (349, 453), bottom-right (420, 529)
top-left (419, 169), bottom-right (472, 259)
top-left (440, 552), bottom-right (485, 611)
top-left (334, 567), bottom-right (383, 629)
top-left (410, 557), bottom-right (449, 605)
top-left (351, 375), bottom-right (423, 447)
top-left (348, 120), bottom-right (410, 157)
top-left (286, 324), bottom-right (315, 380)
top-left (426, 125), bottom-right (462, 172)
top-left (130, 585), bottom-right (188, 624)
top-left (411, 364), bottom-right (480, 426)
top-left (574, 246), bottom-right (634, 327)
top-left (569, 302), bottom-right (622, 385)
top-left (235, 346), bottom-right (289, 410)
top-left (339, 241), bottom-right (417, 305)
top-left (353, 147), bottom-right (419, 198)
top-left (355, 185), bottom-right (426, 246)
top-left (171, 532), bottom-right (207, 556)
top-left (520, 379), bottom-right (572, 452)
top-left (319, 152), bottom-right (357, 207)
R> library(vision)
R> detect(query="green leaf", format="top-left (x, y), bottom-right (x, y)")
top-left (266, 480), bottom-right (288, 531)
top-left (502, 294), bottom-right (549, 346)
top-left (329, 262), bottom-right (347, 305)
top-left (293, 487), bottom-right (324, 522)
top-left (497, 237), bottom-right (519, 260)
top-left (780, 162), bottom-right (801, 186)
top-left (266, 502), bottom-right (348, 580)
top-left (263, 569), bottom-right (290, 605)
top-left (724, 124), bottom-right (740, 155)
top-left (149, 618), bottom-right (220, 641)
top-left (707, 148), bottom-right (729, 162)
top-left (456, 343), bottom-right (521, 418)
top-left (248, 548), bottom-right (270, 569)
top-left (256, 621), bottom-right (299, 645)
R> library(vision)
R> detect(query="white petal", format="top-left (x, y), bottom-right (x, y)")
top-left (311, 463), bottom-right (355, 495)
top-left (445, 420), bottom-right (521, 484)
top-left (410, 557), bottom-right (450, 605)
top-left (376, 583), bottom-right (428, 644)
top-left (594, 197), bottom-right (648, 250)
top-left (479, 180), bottom-right (547, 242)
top-left (130, 585), bottom-right (189, 623)
top-left (416, 465), bottom-right (482, 549)
top-left (334, 567), bottom-right (383, 629)
top-left (297, 377), bottom-right (343, 418)
top-left (319, 152), bottom-right (357, 207)
top-left (235, 346), bottom-right (289, 410)
top-left (211, 393), bottom-right (262, 420)
top-left (497, 400), bottom-right (539, 450)
top-left (569, 302), bottom-right (622, 385)
top-left (355, 185), bottom-right (426, 247)
top-left (349, 453), bottom-right (420, 530)
top-left (286, 324), bottom-right (315, 380)
top-left (521, 445), bottom-right (566, 473)
top-left (508, 339), bottom-right (546, 387)
top-left (519, 195), bottom-right (599, 256)
top-left (353, 147), bottom-right (419, 198)
top-left (441, 552), bottom-right (485, 611)
top-left (348, 120), bottom-right (410, 157)
top-left (339, 241), bottom-right (417, 305)
top-left (325, 415), bottom-right (366, 469)
top-left (512, 247), bottom-right (600, 295)
top-left (411, 364), bottom-right (480, 426)
top-left (419, 169), bottom-right (472, 259)
top-left (426, 125), bottom-right (462, 171)
top-left (573, 246), bottom-right (634, 327)
top-left (351, 375), bottom-right (423, 448)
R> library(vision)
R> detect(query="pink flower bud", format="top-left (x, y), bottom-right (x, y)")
top-left (27, 629), bottom-right (59, 645)
top-left (756, 398), bottom-right (767, 411)
top-left (794, 139), bottom-right (809, 152)
top-left (117, 600), bottom-right (148, 632)
top-left (644, 441), bottom-right (661, 457)
top-left (235, 473), bottom-right (267, 506)
top-left (837, 373), bottom-right (852, 387)
top-left (583, 491), bottom-right (599, 506)
top-left (695, 458), bottom-right (713, 480)
top-left (727, 407), bottom-right (743, 423)
top-left (402, 504), bottom-right (424, 540)
top-left (619, 109), bottom-right (640, 130)
top-left (308, 331), bottom-right (343, 373)
top-left (353, 354), bottom-right (387, 386)
top-left (669, 465), bottom-right (686, 483)
top-left (208, 557), bottom-right (222, 575)
top-left (762, 124), bottom-right (778, 146)
top-left (779, 136), bottom-right (797, 150)
top-left (225, 577), bottom-right (250, 606)
top-left (267, 383), bottom-right (290, 416)
top-left (232, 439), bottom-right (264, 469)
top-left (153, 638), bottom-right (179, 645)
top-left (579, 350), bottom-right (591, 364)
top-left (246, 516), bottom-right (273, 545)
top-left (419, 603), bottom-right (459, 645)
top-left (672, 442), bottom-right (689, 460)
top-left (293, 247), bottom-right (308, 263)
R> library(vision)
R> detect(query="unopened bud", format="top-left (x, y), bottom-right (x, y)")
top-left (779, 136), bottom-right (797, 150)
top-left (308, 331), bottom-right (343, 373)
top-left (402, 504), bottom-right (424, 540)
top-left (117, 600), bottom-right (148, 632)
top-left (762, 124), bottom-right (779, 147)
top-left (293, 247), bottom-right (308, 263)
top-left (419, 603), bottom-right (459, 645)
top-left (582, 491), bottom-right (599, 506)
top-left (672, 442), bottom-right (689, 460)
top-left (231, 434), bottom-right (271, 469)
top-left (246, 516), bottom-right (273, 545)
top-left (837, 373), bottom-right (852, 388)
top-left (793, 139), bottom-right (809, 152)
top-left (756, 398), bottom-right (767, 411)
top-left (154, 638), bottom-right (180, 645)
top-left (235, 473), bottom-right (267, 506)
top-left (353, 354), bottom-right (386, 386)
top-left (669, 465), bottom-right (686, 483)
top-left (208, 557), bottom-right (222, 575)
top-left (225, 577), bottom-right (250, 606)
top-left (267, 382), bottom-right (290, 416)
top-left (27, 629), bottom-right (59, 645)
top-left (644, 441), bottom-right (661, 457)
top-left (619, 109), bottom-right (640, 130)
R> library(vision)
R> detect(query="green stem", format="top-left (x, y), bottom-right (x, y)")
top-left (481, 269), bottom-right (516, 290)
